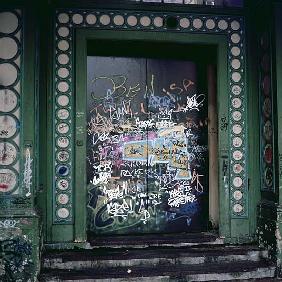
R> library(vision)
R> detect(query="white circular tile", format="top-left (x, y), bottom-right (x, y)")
top-left (57, 207), bottom-right (70, 219)
top-left (57, 95), bottom-right (69, 106)
top-left (231, 59), bottom-right (241, 70)
top-left (0, 37), bottom-right (18, 59)
top-left (0, 12), bottom-right (18, 34)
top-left (57, 27), bottom-right (70, 38)
top-left (232, 124), bottom-right (242, 135)
top-left (233, 204), bottom-right (243, 213)
top-left (100, 15), bottom-right (111, 26)
top-left (72, 13), bottom-right (83, 25)
top-left (231, 20), bottom-right (240, 31)
top-left (231, 33), bottom-right (241, 44)
top-left (57, 81), bottom-right (69, 93)
top-left (57, 150), bottom-right (70, 162)
top-left (233, 150), bottom-right (243, 161)
top-left (233, 137), bottom-right (242, 147)
top-left (0, 63), bottom-right (18, 86)
top-left (232, 111), bottom-right (242, 121)
top-left (0, 142), bottom-right (17, 165)
top-left (57, 193), bottom-right (69, 205)
top-left (180, 18), bottom-right (190, 28)
top-left (0, 89), bottom-right (18, 112)
top-left (233, 163), bottom-right (243, 174)
top-left (0, 168), bottom-right (17, 193)
top-left (58, 13), bottom-right (69, 24)
top-left (232, 85), bottom-right (242, 95)
top-left (86, 14), bottom-right (97, 25)
top-left (57, 178), bottom-right (69, 190)
top-left (232, 98), bottom-right (242, 108)
top-left (232, 72), bottom-right (241, 83)
top-left (206, 19), bottom-right (215, 29)
top-left (127, 15), bottom-right (138, 27)
top-left (263, 120), bottom-right (272, 141)
top-left (113, 15), bottom-right (125, 26)
top-left (231, 46), bottom-right (241, 56)
top-left (58, 40), bottom-right (69, 51)
top-left (58, 67), bottom-right (70, 79)
top-left (0, 115), bottom-right (17, 138)
top-left (233, 190), bottom-right (243, 201)
top-left (57, 122), bottom-right (70, 134)
top-left (57, 109), bottom-right (70, 120)
top-left (140, 16), bottom-right (151, 27)
top-left (233, 176), bottom-right (243, 187)
top-left (57, 136), bottom-right (70, 148)
top-left (193, 18), bottom-right (203, 29)
top-left (153, 17), bottom-right (163, 28)
top-left (58, 54), bottom-right (70, 65)
top-left (218, 19), bottom-right (228, 30)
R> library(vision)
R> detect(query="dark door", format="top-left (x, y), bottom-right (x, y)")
top-left (87, 56), bottom-right (208, 235)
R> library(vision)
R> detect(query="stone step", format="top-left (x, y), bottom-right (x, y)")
top-left (40, 260), bottom-right (276, 281)
top-left (87, 232), bottom-right (223, 249)
top-left (43, 245), bottom-right (268, 270)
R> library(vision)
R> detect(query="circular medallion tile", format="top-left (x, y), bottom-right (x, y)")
top-left (0, 37), bottom-right (18, 60)
top-left (99, 15), bottom-right (111, 26)
top-left (232, 124), bottom-right (242, 135)
top-left (0, 89), bottom-right (18, 113)
top-left (58, 68), bottom-right (70, 79)
top-left (218, 19), bottom-right (228, 30)
top-left (113, 15), bottom-right (125, 26)
top-left (231, 33), bottom-right (241, 44)
top-left (127, 15), bottom-right (138, 27)
top-left (0, 115), bottom-right (18, 138)
top-left (262, 97), bottom-right (271, 118)
top-left (231, 59), bottom-right (241, 70)
top-left (0, 142), bottom-right (17, 165)
top-left (57, 193), bottom-right (69, 205)
top-left (58, 13), bottom-right (69, 24)
top-left (264, 167), bottom-right (273, 187)
top-left (263, 120), bottom-right (272, 141)
top-left (58, 54), bottom-right (70, 65)
top-left (72, 14), bottom-right (83, 25)
top-left (57, 27), bottom-right (70, 38)
top-left (153, 16), bottom-right (163, 28)
top-left (233, 204), bottom-right (243, 213)
top-left (206, 19), bottom-right (215, 30)
top-left (57, 81), bottom-right (69, 93)
top-left (232, 98), bottom-right (242, 108)
top-left (0, 63), bottom-right (18, 86)
top-left (233, 163), bottom-right (243, 174)
top-left (180, 18), bottom-right (190, 28)
top-left (57, 207), bottom-right (70, 219)
top-left (57, 165), bottom-right (70, 176)
top-left (262, 75), bottom-right (271, 96)
top-left (264, 144), bottom-right (273, 164)
top-left (58, 40), bottom-right (69, 51)
top-left (57, 136), bottom-right (70, 148)
top-left (0, 12), bottom-right (18, 34)
top-left (231, 46), bottom-right (241, 57)
top-left (57, 178), bottom-right (69, 190)
top-left (57, 109), bottom-right (70, 120)
top-left (232, 111), bottom-right (242, 121)
top-left (57, 122), bottom-right (70, 134)
top-left (233, 137), bottom-right (242, 147)
top-left (0, 168), bottom-right (17, 193)
top-left (140, 16), bottom-right (151, 27)
top-left (233, 176), bottom-right (243, 187)
top-left (86, 14), bottom-right (97, 25)
top-left (231, 20), bottom-right (240, 31)
top-left (232, 72), bottom-right (241, 83)
top-left (57, 150), bottom-right (70, 162)
top-left (233, 190), bottom-right (243, 200)
top-left (232, 85), bottom-right (242, 95)
top-left (233, 150), bottom-right (243, 161)
top-left (193, 18), bottom-right (203, 29)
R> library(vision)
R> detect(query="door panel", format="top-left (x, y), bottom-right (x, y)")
top-left (87, 56), bottom-right (209, 235)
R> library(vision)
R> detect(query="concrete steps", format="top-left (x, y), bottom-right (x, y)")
top-left (40, 234), bottom-right (276, 281)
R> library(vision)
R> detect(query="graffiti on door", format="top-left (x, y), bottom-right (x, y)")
top-left (87, 57), bottom-right (208, 234)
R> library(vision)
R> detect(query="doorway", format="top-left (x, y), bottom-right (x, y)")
top-left (85, 40), bottom-right (218, 236)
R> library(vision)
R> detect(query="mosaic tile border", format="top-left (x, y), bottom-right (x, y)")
top-left (0, 10), bottom-right (22, 196)
top-left (53, 9), bottom-right (247, 223)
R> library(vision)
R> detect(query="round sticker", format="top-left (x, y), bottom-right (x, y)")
top-left (0, 142), bottom-right (17, 165)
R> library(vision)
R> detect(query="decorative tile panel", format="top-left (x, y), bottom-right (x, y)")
top-left (53, 9), bottom-right (247, 222)
top-left (0, 10), bottom-right (22, 196)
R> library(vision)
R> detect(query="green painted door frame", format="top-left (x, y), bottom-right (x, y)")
top-left (74, 29), bottom-right (230, 242)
